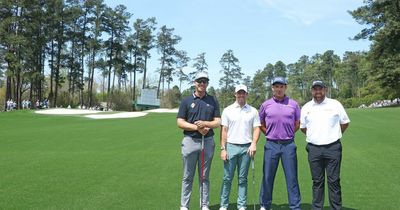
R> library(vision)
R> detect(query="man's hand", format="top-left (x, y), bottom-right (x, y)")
top-left (247, 143), bottom-right (257, 158)
top-left (221, 150), bottom-right (228, 161)
top-left (198, 126), bottom-right (210, 136)
top-left (194, 120), bottom-right (207, 128)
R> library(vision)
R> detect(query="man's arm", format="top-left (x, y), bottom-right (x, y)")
top-left (248, 126), bottom-right (261, 157)
top-left (220, 126), bottom-right (228, 161)
top-left (194, 117), bottom-right (221, 129)
top-left (300, 128), bottom-right (307, 134)
top-left (177, 118), bottom-right (197, 131)
top-left (340, 123), bottom-right (349, 133)
top-left (260, 122), bottom-right (267, 135)
top-left (178, 118), bottom-right (210, 136)
top-left (294, 120), bottom-right (300, 132)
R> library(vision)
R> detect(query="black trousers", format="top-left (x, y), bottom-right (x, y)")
top-left (306, 140), bottom-right (342, 210)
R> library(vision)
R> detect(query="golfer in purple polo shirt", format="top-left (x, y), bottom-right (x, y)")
top-left (259, 77), bottom-right (301, 210)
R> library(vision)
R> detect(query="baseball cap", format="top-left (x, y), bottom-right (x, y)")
top-left (311, 80), bottom-right (326, 88)
top-left (194, 71), bottom-right (209, 81)
top-left (235, 84), bottom-right (248, 93)
top-left (272, 76), bottom-right (287, 85)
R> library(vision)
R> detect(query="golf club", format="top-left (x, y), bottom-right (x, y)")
top-left (251, 157), bottom-right (256, 210)
top-left (200, 134), bottom-right (205, 209)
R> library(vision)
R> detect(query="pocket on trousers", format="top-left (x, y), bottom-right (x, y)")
top-left (337, 141), bottom-right (342, 152)
top-left (181, 136), bottom-right (191, 157)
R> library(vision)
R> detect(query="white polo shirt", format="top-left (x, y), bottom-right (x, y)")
top-left (300, 97), bottom-right (350, 145)
top-left (221, 102), bottom-right (261, 144)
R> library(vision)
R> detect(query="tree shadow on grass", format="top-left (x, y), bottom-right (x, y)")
top-left (209, 203), bottom-right (358, 210)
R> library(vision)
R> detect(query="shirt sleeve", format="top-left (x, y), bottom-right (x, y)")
top-left (213, 96), bottom-right (221, 118)
top-left (177, 98), bottom-right (187, 119)
top-left (300, 104), bottom-right (307, 129)
top-left (294, 102), bottom-right (301, 122)
top-left (253, 108), bottom-right (261, 127)
top-left (259, 103), bottom-right (266, 124)
top-left (337, 101), bottom-right (350, 124)
top-left (221, 109), bottom-right (228, 127)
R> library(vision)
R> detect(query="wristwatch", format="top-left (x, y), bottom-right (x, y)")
top-left (220, 146), bottom-right (226, 151)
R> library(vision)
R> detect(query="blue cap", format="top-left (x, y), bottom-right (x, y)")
top-left (272, 77), bottom-right (287, 85)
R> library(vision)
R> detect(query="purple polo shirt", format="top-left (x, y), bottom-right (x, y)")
top-left (259, 96), bottom-right (300, 140)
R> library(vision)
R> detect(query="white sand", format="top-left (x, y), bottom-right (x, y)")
top-left (34, 108), bottom-right (176, 119)
top-left (35, 108), bottom-right (101, 115)
top-left (85, 112), bottom-right (147, 119)
top-left (143, 108), bottom-right (178, 113)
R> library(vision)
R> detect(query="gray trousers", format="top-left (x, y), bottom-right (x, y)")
top-left (180, 136), bottom-right (215, 208)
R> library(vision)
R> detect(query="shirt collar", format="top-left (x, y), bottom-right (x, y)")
top-left (234, 101), bottom-right (249, 109)
top-left (193, 92), bottom-right (207, 99)
top-left (312, 97), bottom-right (328, 105)
top-left (273, 95), bottom-right (288, 103)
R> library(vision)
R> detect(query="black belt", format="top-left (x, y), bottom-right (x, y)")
top-left (267, 139), bottom-right (294, 145)
top-left (309, 139), bottom-right (340, 147)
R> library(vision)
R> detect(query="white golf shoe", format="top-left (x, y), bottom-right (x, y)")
top-left (260, 207), bottom-right (266, 210)
top-left (238, 207), bottom-right (246, 210)
top-left (219, 207), bottom-right (227, 210)
top-left (201, 206), bottom-right (210, 210)
top-left (180, 207), bottom-right (188, 210)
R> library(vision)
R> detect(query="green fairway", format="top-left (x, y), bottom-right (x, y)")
top-left (0, 108), bottom-right (399, 209)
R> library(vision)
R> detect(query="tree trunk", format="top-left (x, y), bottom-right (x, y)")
top-left (80, 11), bottom-right (88, 106)
top-left (16, 70), bottom-right (21, 109)
top-left (5, 76), bottom-right (12, 111)
top-left (88, 47), bottom-right (96, 107)
top-left (157, 58), bottom-right (165, 98)
top-left (49, 40), bottom-right (55, 105)
top-left (142, 56), bottom-right (148, 89)
top-left (133, 53), bottom-right (137, 102)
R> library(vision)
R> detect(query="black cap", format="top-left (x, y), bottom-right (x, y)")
top-left (311, 80), bottom-right (326, 88)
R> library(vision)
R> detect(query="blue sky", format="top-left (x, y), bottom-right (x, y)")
top-left (104, 0), bottom-right (371, 89)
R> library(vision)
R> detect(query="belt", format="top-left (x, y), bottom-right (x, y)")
top-left (309, 139), bottom-right (341, 147)
top-left (267, 139), bottom-right (294, 145)
top-left (227, 142), bottom-right (251, 147)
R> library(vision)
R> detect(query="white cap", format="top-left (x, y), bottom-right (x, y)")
top-left (194, 71), bottom-right (209, 81)
top-left (235, 84), bottom-right (248, 93)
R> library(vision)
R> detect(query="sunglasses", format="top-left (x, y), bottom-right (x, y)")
top-left (196, 78), bottom-right (209, 84)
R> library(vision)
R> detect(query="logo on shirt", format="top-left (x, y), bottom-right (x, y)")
top-left (191, 103), bottom-right (196, 108)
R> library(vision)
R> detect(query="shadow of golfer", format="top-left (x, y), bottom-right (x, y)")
top-left (209, 203), bottom-right (358, 210)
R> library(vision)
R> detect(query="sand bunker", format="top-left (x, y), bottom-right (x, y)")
top-left (35, 108), bottom-right (175, 119)
top-left (85, 112), bottom-right (147, 119)
top-left (35, 108), bottom-right (101, 115)
top-left (144, 108), bottom-right (178, 113)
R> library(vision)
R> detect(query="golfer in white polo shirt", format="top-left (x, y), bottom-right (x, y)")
top-left (300, 80), bottom-right (350, 210)
top-left (219, 84), bottom-right (261, 210)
